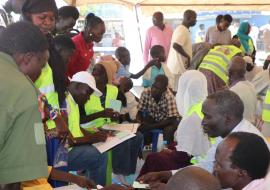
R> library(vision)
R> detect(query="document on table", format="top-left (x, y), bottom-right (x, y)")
top-left (54, 184), bottom-right (103, 190)
top-left (93, 131), bottom-right (136, 153)
top-left (102, 123), bottom-right (139, 134)
top-left (54, 184), bottom-right (86, 189)
top-left (133, 181), bottom-right (150, 189)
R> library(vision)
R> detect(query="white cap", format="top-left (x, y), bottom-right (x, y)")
top-left (70, 71), bottom-right (102, 97)
top-left (243, 56), bottom-right (253, 65)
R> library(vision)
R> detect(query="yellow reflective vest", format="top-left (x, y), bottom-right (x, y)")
top-left (82, 84), bottom-right (118, 131)
top-left (66, 93), bottom-right (83, 138)
top-left (35, 63), bottom-right (59, 129)
top-left (262, 87), bottom-right (270, 122)
top-left (199, 45), bottom-right (242, 84)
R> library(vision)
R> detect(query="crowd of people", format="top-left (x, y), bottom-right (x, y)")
top-left (0, 0), bottom-right (270, 190)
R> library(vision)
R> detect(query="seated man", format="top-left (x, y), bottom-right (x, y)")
top-left (67, 72), bottom-right (108, 186)
top-left (229, 56), bottom-right (257, 124)
top-left (137, 75), bottom-right (180, 145)
top-left (138, 90), bottom-right (269, 189)
top-left (214, 132), bottom-right (270, 190)
top-left (165, 166), bottom-right (221, 190)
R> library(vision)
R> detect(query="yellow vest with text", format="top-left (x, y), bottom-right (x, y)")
top-left (35, 64), bottom-right (59, 129)
top-left (262, 87), bottom-right (270, 122)
top-left (199, 45), bottom-right (242, 84)
top-left (188, 102), bottom-right (216, 164)
top-left (82, 84), bottom-right (118, 131)
top-left (66, 93), bottom-right (84, 138)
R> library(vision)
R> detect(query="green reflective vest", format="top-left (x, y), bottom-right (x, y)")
top-left (240, 38), bottom-right (254, 55)
top-left (82, 84), bottom-right (118, 131)
top-left (262, 87), bottom-right (270, 122)
top-left (199, 45), bottom-right (242, 84)
top-left (35, 63), bottom-right (59, 129)
top-left (66, 93), bottom-right (83, 138)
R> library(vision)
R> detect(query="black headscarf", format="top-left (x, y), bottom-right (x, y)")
top-left (22, 0), bottom-right (57, 15)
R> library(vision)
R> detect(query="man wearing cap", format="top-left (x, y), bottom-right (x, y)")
top-left (66, 71), bottom-right (108, 186)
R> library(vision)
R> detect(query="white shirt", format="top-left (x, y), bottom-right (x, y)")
top-left (251, 70), bottom-right (270, 97)
top-left (245, 66), bottom-right (263, 82)
top-left (172, 119), bottom-right (269, 175)
top-left (167, 24), bottom-right (192, 75)
top-left (230, 81), bottom-right (257, 124)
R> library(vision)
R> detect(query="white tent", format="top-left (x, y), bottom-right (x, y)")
top-left (64, 0), bottom-right (270, 15)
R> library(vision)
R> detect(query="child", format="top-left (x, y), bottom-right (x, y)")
top-left (115, 47), bottom-right (157, 79)
top-left (118, 77), bottom-right (138, 121)
top-left (142, 45), bottom-right (173, 88)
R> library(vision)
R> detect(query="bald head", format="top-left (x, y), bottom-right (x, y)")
top-left (153, 12), bottom-right (164, 28)
top-left (183, 10), bottom-right (197, 27)
top-left (229, 56), bottom-right (246, 85)
top-left (165, 166), bottom-right (221, 190)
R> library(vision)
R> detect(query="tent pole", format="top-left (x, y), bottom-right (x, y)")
top-left (135, 4), bottom-right (143, 53)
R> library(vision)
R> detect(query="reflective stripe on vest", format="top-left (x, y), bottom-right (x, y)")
top-left (81, 84), bottom-right (118, 131)
top-left (199, 45), bottom-right (242, 84)
top-left (35, 63), bottom-right (59, 129)
top-left (66, 93), bottom-right (83, 138)
top-left (262, 87), bottom-right (270, 122)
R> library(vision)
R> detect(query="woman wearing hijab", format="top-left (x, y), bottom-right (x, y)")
top-left (236, 22), bottom-right (255, 57)
top-left (67, 13), bottom-right (106, 78)
top-left (138, 70), bottom-right (211, 177)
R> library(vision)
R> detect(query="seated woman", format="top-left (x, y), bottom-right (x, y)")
top-left (138, 70), bottom-right (211, 177)
top-left (79, 61), bottom-right (143, 184)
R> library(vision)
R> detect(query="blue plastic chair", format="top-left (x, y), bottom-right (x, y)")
top-left (150, 129), bottom-right (163, 152)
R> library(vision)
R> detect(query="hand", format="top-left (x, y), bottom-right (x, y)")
top-left (88, 131), bottom-right (108, 144)
top-left (101, 109), bottom-right (119, 120)
top-left (147, 58), bottom-right (159, 67)
top-left (73, 175), bottom-right (96, 189)
top-left (161, 148), bottom-right (173, 154)
top-left (149, 182), bottom-right (166, 190)
top-left (137, 171), bottom-right (172, 184)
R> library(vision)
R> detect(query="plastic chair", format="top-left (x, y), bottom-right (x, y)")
top-left (150, 129), bottom-right (163, 152)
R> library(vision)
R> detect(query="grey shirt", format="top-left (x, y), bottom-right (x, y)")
top-left (205, 26), bottom-right (231, 45)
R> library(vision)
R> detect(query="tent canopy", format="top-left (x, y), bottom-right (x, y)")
top-left (64, 0), bottom-right (270, 15)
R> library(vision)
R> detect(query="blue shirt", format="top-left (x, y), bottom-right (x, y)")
top-left (143, 66), bottom-right (165, 87)
top-left (116, 64), bottom-right (131, 78)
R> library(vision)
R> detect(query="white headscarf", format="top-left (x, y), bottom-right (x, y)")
top-left (176, 70), bottom-right (208, 117)
top-left (175, 70), bottom-right (210, 156)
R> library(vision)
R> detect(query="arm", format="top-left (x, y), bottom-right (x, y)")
top-left (205, 28), bottom-right (210, 43)
top-left (173, 43), bottom-right (190, 60)
top-left (130, 59), bottom-right (158, 79)
top-left (50, 168), bottom-right (95, 189)
top-left (79, 105), bottom-right (116, 124)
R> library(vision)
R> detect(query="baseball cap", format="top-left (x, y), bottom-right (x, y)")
top-left (70, 71), bottom-right (102, 97)
top-left (243, 56), bottom-right (253, 65)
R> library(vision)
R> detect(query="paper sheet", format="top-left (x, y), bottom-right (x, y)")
top-left (93, 132), bottom-right (136, 153)
top-left (109, 99), bottom-right (122, 112)
top-left (133, 181), bottom-right (150, 189)
top-left (102, 123), bottom-right (139, 134)
top-left (53, 184), bottom-right (86, 189)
